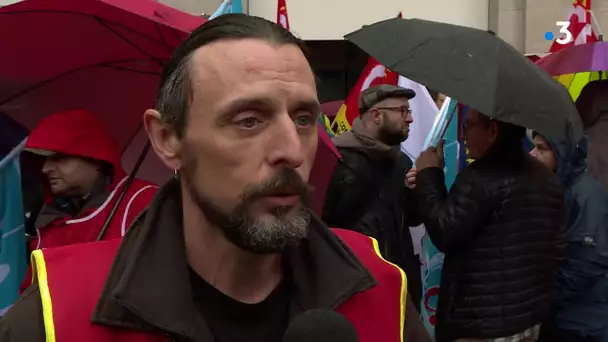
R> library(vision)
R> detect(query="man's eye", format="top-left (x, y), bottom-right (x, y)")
top-left (294, 115), bottom-right (314, 127)
top-left (237, 117), bottom-right (262, 129)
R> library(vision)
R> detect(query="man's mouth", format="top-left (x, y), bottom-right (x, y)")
top-left (263, 194), bottom-right (300, 207)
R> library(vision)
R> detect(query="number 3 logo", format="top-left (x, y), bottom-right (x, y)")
top-left (556, 21), bottom-right (573, 45)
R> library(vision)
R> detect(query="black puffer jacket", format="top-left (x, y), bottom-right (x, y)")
top-left (415, 143), bottom-right (566, 342)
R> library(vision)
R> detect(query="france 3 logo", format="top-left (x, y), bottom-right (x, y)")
top-left (545, 21), bottom-right (574, 45)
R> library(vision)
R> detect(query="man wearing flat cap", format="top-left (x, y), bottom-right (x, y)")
top-left (322, 84), bottom-right (424, 309)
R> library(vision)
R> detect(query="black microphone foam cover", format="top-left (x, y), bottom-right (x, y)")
top-left (282, 309), bottom-right (358, 342)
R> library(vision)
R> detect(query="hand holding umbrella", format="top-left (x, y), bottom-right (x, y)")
top-left (416, 139), bottom-right (445, 171)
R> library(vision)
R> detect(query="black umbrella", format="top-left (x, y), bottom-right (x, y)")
top-left (345, 18), bottom-right (583, 139)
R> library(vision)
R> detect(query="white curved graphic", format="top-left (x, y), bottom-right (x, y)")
top-left (279, 13), bottom-right (288, 29)
top-left (361, 64), bottom-right (387, 92)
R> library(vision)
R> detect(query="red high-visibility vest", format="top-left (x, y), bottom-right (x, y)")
top-left (31, 228), bottom-right (407, 342)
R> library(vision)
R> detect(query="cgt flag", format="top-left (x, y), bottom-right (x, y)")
top-left (332, 58), bottom-right (398, 135)
top-left (0, 139), bottom-right (27, 316)
top-left (549, 0), bottom-right (597, 53)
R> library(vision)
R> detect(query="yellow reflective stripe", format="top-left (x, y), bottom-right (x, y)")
top-left (31, 250), bottom-right (57, 342)
top-left (370, 237), bottom-right (407, 342)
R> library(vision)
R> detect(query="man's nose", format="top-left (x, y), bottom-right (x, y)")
top-left (42, 158), bottom-right (54, 174)
top-left (267, 115), bottom-right (305, 169)
top-left (405, 113), bottom-right (414, 124)
top-left (42, 158), bottom-right (57, 175)
top-left (530, 148), bottom-right (538, 157)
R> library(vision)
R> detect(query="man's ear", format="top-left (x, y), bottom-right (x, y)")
top-left (143, 109), bottom-right (182, 171)
top-left (369, 108), bottom-right (382, 124)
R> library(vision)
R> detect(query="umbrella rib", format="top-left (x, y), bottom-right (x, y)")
top-left (386, 35), bottom-right (449, 69)
top-left (121, 122), bottom-right (144, 154)
top-left (0, 10), bottom-right (176, 50)
top-left (154, 22), bottom-right (173, 54)
top-left (96, 17), bottom-right (166, 67)
top-left (169, 27), bottom-right (182, 44)
top-left (102, 63), bottom-right (164, 75)
top-left (0, 59), bottom-right (160, 107)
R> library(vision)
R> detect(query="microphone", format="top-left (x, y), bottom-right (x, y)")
top-left (282, 309), bottom-right (359, 342)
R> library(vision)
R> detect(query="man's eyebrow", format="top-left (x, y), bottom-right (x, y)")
top-left (290, 99), bottom-right (321, 114)
top-left (216, 97), bottom-right (321, 121)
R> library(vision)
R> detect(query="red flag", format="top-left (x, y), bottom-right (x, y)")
top-left (332, 58), bottom-right (399, 134)
top-left (549, 0), bottom-right (597, 53)
top-left (277, 0), bottom-right (289, 30)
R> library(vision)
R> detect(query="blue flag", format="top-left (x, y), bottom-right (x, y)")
top-left (0, 140), bottom-right (27, 316)
top-left (209, 0), bottom-right (243, 19)
top-left (419, 98), bottom-right (460, 338)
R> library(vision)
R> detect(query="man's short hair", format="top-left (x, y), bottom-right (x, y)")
top-left (156, 14), bottom-right (309, 138)
top-left (358, 84), bottom-right (415, 115)
top-left (477, 114), bottom-right (525, 143)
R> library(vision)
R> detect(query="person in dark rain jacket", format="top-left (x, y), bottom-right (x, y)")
top-left (575, 80), bottom-right (608, 193)
top-left (531, 132), bottom-right (608, 342)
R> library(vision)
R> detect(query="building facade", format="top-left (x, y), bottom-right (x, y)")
top-left (158, 0), bottom-right (607, 102)
top-left (490, 0), bottom-right (608, 54)
top-left (2, 0), bottom-right (605, 101)
top-left (1, 0), bottom-right (606, 53)
top-left (153, 0), bottom-right (607, 54)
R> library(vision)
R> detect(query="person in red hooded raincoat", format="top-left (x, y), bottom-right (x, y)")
top-left (19, 109), bottom-right (158, 290)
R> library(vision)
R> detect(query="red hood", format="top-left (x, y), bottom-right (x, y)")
top-left (25, 109), bottom-right (126, 188)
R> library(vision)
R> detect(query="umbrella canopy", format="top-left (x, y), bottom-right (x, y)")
top-left (536, 41), bottom-right (608, 100)
top-left (0, 0), bottom-right (205, 184)
top-left (0, 0), bottom-right (340, 215)
top-left (345, 18), bottom-right (583, 140)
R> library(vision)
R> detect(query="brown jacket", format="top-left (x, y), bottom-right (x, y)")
top-left (0, 179), bottom-right (431, 342)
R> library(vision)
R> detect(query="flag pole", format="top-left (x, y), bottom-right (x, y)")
top-left (589, 10), bottom-right (604, 41)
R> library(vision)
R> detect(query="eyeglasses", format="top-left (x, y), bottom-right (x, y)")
top-left (462, 118), bottom-right (492, 132)
top-left (462, 120), bottom-right (480, 132)
top-left (375, 106), bottom-right (412, 116)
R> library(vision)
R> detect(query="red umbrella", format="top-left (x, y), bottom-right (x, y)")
top-left (0, 0), bottom-right (205, 184)
top-left (535, 41), bottom-right (608, 76)
top-left (0, 0), bottom-right (340, 215)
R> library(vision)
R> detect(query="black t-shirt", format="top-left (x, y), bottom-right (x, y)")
top-left (189, 268), bottom-right (290, 342)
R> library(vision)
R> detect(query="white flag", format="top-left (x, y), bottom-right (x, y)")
top-left (399, 76), bottom-right (439, 161)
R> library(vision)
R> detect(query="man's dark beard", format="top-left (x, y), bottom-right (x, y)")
top-left (378, 123), bottom-right (407, 146)
top-left (182, 160), bottom-right (312, 254)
